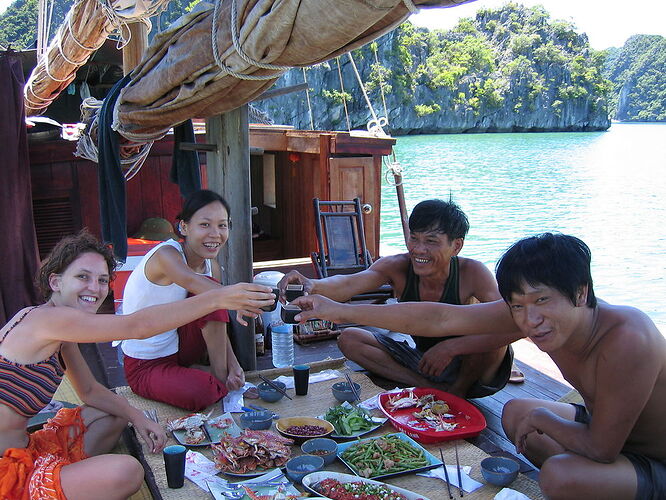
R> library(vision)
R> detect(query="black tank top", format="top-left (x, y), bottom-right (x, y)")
top-left (399, 256), bottom-right (460, 352)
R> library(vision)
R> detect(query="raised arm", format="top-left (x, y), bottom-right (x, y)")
top-left (146, 245), bottom-right (223, 294)
top-left (36, 284), bottom-right (273, 345)
top-left (292, 294), bottom-right (519, 337)
top-left (145, 244), bottom-right (260, 324)
top-left (278, 255), bottom-right (402, 303)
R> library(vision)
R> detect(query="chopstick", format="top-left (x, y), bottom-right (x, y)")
top-left (439, 448), bottom-right (453, 499)
top-left (454, 441), bottom-right (464, 497)
top-left (258, 374), bottom-right (293, 400)
top-left (345, 372), bottom-right (361, 402)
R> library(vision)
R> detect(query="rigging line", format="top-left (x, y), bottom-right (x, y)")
top-left (372, 42), bottom-right (390, 128)
top-left (347, 52), bottom-right (379, 123)
top-left (336, 57), bottom-right (351, 132)
top-left (347, 52), bottom-right (387, 136)
top-left (302, 68), bottom-right (315, 130)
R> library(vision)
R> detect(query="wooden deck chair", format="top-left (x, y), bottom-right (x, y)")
top-left (311, 198), bottom-right (392, 303)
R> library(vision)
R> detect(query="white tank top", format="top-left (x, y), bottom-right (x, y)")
top-left (118, 239), bottom-right (213, 359)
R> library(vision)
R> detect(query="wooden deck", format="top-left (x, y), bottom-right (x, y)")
top-left (86, 335), bottom-right (570, 485)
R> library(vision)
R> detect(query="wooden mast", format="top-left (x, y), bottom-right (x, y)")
top-left (206, 107), bottom-right (256, 371)
top-left (122, 22), bottom-right (148, 75)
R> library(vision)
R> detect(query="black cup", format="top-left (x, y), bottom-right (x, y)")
top-left (281, 305), bottom-right (301, 324)
top-left (163, 444), bottom-right (186, 488)
top-left (293, 364), bottom-right (310, 395)
top-left (261, 287), bottom-right (279, 312)
top-left (285, 284), bottom-right (305, 302)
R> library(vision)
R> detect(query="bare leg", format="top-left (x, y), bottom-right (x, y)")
top-left (447, 347), bottom-right (507, 397)
top-left (201, 321), bottom-right (244, 391)
top-left (80, 406), bottom-right (128, 457)
top-left (539, 452), bottom-right (637, 500)
top-left (338, 328), bottom-right (451, 390)
top-left (201, 320), bottom-right (228, 382)
top-left (60, 454), bottom-right (144, 500)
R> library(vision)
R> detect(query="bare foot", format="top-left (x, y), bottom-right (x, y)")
top-left (509, 367), bottom-right (525, 384)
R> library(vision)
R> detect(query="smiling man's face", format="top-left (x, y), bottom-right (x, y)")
top-left (406, 230), bottom-right (463, 277)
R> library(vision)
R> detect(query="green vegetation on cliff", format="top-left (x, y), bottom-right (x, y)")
top-left (602, 34), bottom-right (666, 121)
top-left (353, 3), bottom-right (610, 125)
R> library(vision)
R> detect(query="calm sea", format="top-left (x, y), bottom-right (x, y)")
top-left (379, 122), bottom-right (666, 331)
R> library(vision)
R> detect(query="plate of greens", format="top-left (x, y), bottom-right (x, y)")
top-left (336, 432), bottom-right (442, 479)
top-left (321, 402), bottom-right (387, 439)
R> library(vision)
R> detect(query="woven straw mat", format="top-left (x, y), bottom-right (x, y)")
top-left (115, 358), bottom-right (544, 499)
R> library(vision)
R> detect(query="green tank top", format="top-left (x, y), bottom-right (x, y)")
top-left (399, 256), bottom-right (460, 352)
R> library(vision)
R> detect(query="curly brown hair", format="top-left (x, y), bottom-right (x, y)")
top-left (37, 230), bottom-right (117, 300)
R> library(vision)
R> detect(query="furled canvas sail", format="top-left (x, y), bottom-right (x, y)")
top-left (24, 0), bottom-right (170, 116)
top-left (110, 0), bottom-right (472, 141)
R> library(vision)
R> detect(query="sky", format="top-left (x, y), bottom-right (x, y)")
top-left (1, 0), bottom-right (665, 50)
top-left (411, 0), bottom-right (666, 49)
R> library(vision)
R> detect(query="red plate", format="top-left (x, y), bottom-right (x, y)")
top-left (378, 388), bottom-right (486, 444)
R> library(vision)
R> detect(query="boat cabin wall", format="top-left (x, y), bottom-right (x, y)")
top-left (28, 136), bottom-right (383, 264)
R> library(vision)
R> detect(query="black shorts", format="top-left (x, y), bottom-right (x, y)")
top-left (571, 403), bottom-right (666, 500)
top-left (373, 333), bottom-right (513, 398)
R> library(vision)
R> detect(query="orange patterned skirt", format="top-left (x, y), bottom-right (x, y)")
top-left (0, 407), bottom-right (87, 500)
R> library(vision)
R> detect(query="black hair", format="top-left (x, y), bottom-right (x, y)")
top-left (408, 199), bottom-right (469, 240)
top-left (38, 230), bottom-right (116, 300)
top-left (496, 233), bottom-right (597, 308)
top-left (176, 189), bottom-right (231, 237)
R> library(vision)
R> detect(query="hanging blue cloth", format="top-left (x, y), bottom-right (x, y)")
top-left (170, 119), bottom-right (201, 199)
top-left (98, 75), bottom-right (131, 262)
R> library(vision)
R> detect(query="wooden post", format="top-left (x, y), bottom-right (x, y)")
top-left (122, 22), bottom-right (148, 75)
top-left (206, 106), bottom-right (256, 370)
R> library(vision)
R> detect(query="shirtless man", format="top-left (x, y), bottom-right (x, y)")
top-left (279, 199), bottom-right (521, 398)
top-left (294, 233), bottom-right (666, 499)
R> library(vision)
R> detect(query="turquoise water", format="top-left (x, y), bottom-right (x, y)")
top-left (380, 123), bottom-right (666, 330)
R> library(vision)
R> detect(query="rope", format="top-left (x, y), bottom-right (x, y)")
top-left (383, 153), bottom-right (404, 187)
top-left (336, 57), bottom-right (351, 132)
top-left (76, 98), bottom-right (154, 180)
top-left (347, 52), bottom-right (388, 137)
top-left (97, 0), bottom-right (132, 49)
top-left (211, 0), bottom-right (290, 80)
top-left (402, 0), bottom-right (420, 14)
top-left (303, 68), bottom-right (315, 130)
top-left (372, 43), bottom-right (390, 128)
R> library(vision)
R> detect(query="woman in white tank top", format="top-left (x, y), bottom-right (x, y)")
top-left (119, 190), bottom-right (265, 411)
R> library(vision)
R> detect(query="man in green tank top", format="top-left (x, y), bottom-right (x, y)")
top-left (279, 199), bottom-right (522, 398)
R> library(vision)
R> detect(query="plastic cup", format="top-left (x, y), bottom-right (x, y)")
top-left (293, 364), bottom-right (310, 395)
top-left (163, 444), bottom-right (186, 488)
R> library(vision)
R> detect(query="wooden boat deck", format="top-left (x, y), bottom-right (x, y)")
top-left (85, 336), bottom-right (571, 484)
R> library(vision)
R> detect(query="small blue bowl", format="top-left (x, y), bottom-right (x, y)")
top-left (285, 455), bottom-right (324, 484)
top-left (301, 438), bottom-right (338, 466)
top-left (240, 410), bottom-right (273, 430)
top-left (480, 457), bottom-right (520, 486)
top-left (331, 381), bottom-right (362, 403)
top-left (258, 381), bottom-right (287, 403)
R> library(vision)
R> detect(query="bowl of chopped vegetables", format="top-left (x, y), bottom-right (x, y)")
top-left (323, 402), bottom-right (386, 438)
top-left (275, 416), bottom-right (334, 443)
top-left (301, 437), bottom-right (338, 465)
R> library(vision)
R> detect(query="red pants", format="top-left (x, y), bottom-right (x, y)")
top-left (124, 309), bottom-right (230, 411)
